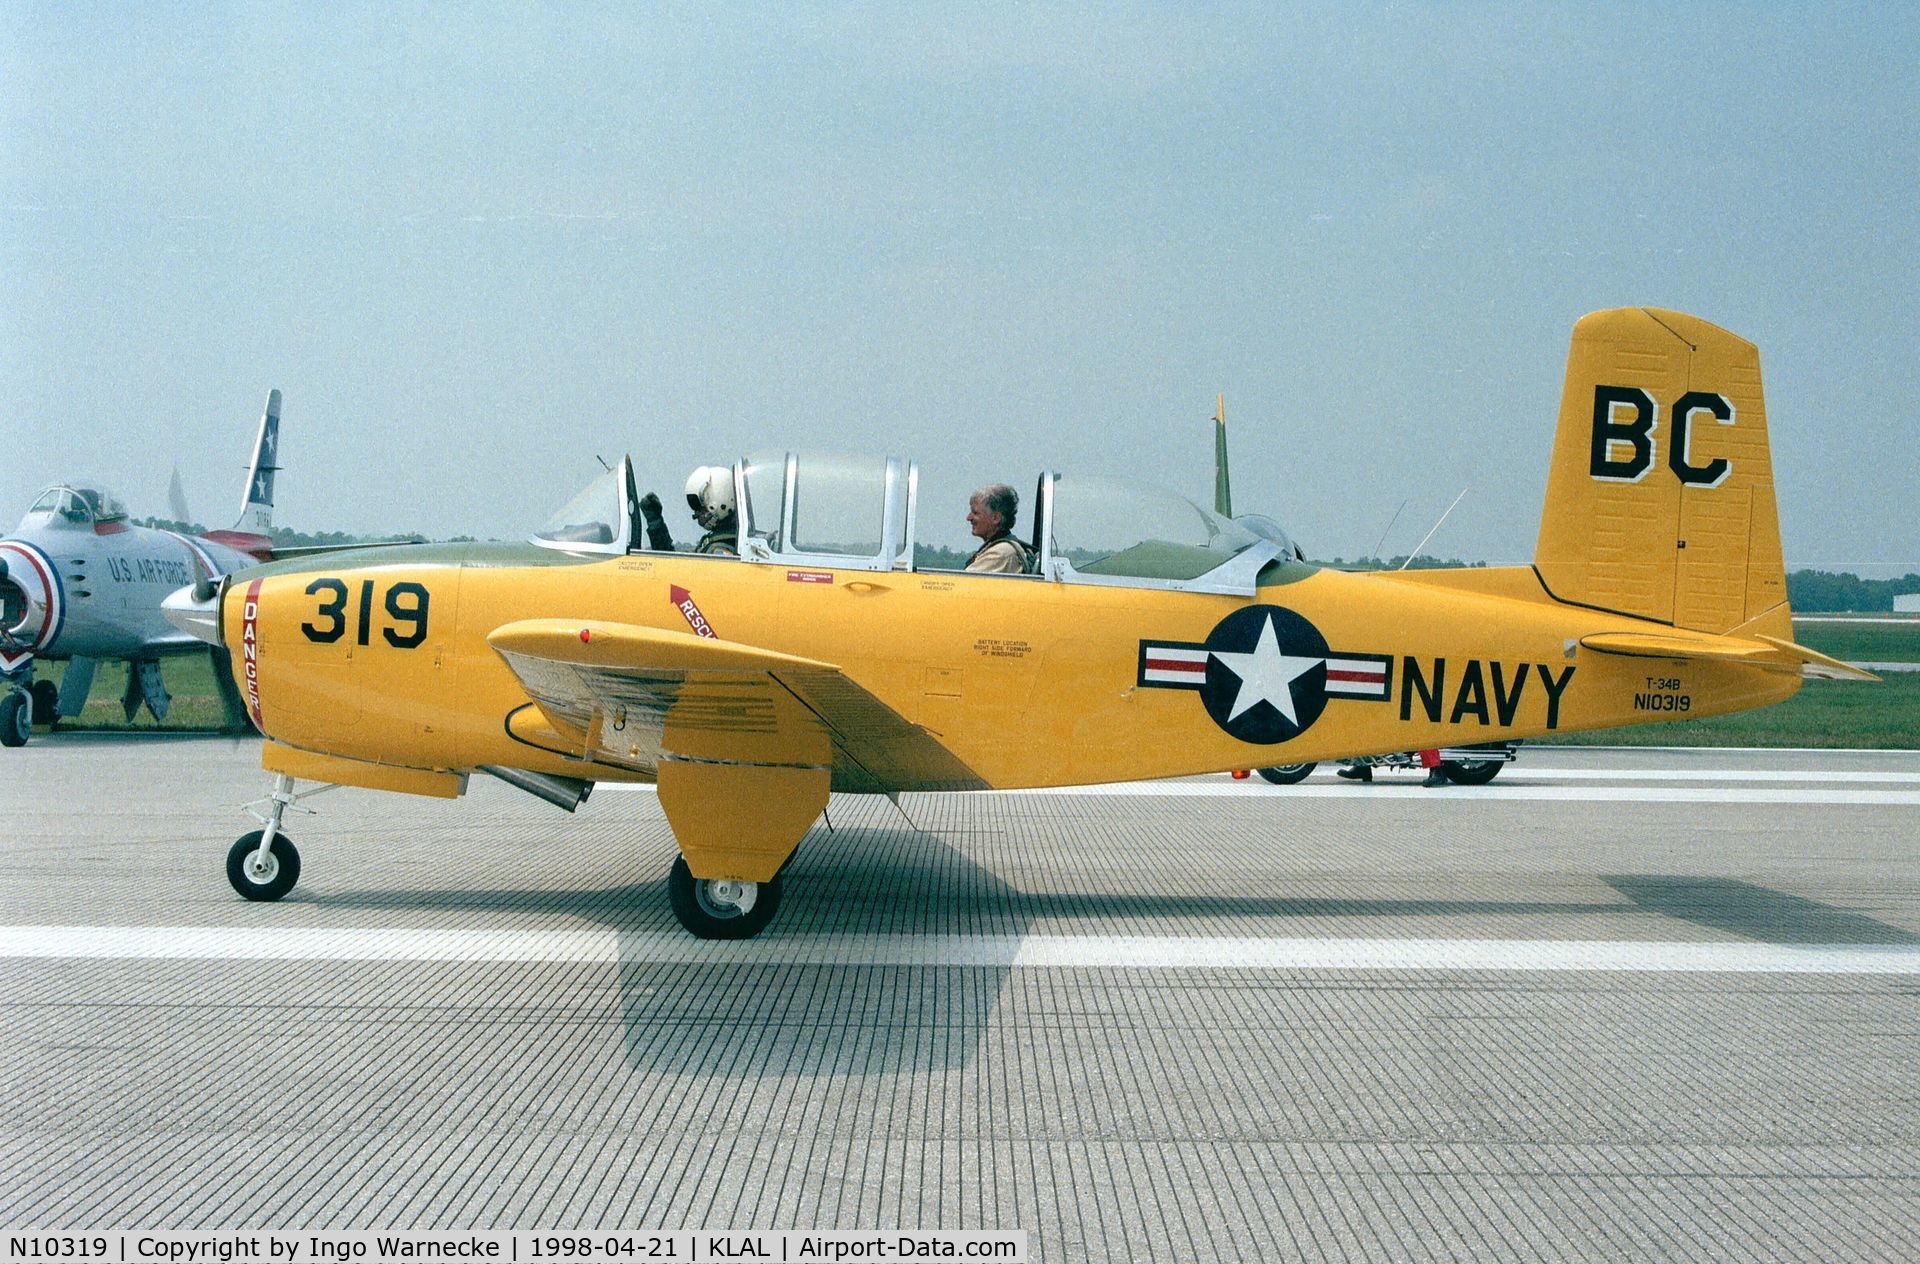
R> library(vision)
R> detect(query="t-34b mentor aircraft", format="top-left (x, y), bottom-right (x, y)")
top-left (165, 309), bottom-right (1873, 937)
top-left (1, 391), bottom-right (292, 747)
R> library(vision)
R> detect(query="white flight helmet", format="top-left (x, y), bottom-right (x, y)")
top-left (684, 465), bottom-right (736, 529)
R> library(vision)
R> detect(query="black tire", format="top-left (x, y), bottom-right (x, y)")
top-left (1438, 755), bottom-right (1505, 786)
top-left (30, 679), bottom-right (59, 726)
top-left (226, 831), bottom-right (300, 901)
top-left (0, 693), bottom-right (28, 747)
top-left (1256, 762), bottom-right (1317, 785)
top-left (667, 854), bottom-right (780, 939)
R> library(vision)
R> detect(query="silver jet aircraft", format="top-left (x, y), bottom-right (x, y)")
top-left (0, 391), bottom-right (286, 746)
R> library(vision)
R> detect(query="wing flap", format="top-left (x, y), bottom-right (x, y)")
top-left (488, 619), bottom-right (987, 791)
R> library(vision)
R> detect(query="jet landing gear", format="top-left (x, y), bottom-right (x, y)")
top-left (667, 855), bottom-right (781, 939)
top-left (0, 691), bottom-right (28, 747)
top-left (227, 774), bottom-right (338, 901)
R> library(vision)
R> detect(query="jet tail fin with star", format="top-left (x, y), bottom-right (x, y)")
top-left (230, 388), bottom-right (281, 536)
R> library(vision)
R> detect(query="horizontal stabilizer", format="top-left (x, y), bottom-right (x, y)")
top-left (1579, 630), bottom-right (1879, 680)
top-left (1753, 635), bottom-right (1882, 682)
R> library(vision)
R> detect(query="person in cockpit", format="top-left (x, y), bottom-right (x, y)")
top-left (637, 466), bottom-right (739, 556)
top-left (964, 483), bottom-right (1034, 574)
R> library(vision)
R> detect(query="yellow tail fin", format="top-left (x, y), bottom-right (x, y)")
top-left (1533, 308), bottom-right (1787, 632)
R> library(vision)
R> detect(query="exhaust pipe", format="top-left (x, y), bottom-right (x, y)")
top-left (478, 765), bottom-right (594, 812)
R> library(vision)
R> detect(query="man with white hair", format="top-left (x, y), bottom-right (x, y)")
top-left (964, 483), bottom-right (1032, 574)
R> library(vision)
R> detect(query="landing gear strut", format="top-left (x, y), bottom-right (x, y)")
top-left (227, 774), bottom-right (337, 901)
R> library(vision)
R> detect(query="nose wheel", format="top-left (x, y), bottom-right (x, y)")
top-left (667, 855), bottom-right (781, 939)
top-left (227, 830), bottom-right (301, 901)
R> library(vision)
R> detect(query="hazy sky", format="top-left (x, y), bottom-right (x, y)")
top-left (4, 3), bottom-right (1915, 573)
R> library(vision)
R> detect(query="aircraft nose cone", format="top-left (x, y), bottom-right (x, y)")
top-left (163, 579), bottom-right (223, 645)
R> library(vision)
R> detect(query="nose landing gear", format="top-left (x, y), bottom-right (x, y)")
top-left (227, 774), bottom-right (338, 901)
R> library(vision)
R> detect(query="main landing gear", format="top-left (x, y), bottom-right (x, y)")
top-left (0, 688), bottom-right (28, 748)
top-left (226, 774), bottom-right (338, 901)
top-left (667, 855), bottom-right (781, 939)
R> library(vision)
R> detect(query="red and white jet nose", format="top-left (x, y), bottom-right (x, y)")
top-left (0, 541), bottom-right (60, 670)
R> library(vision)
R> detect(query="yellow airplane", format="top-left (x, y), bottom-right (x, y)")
top-left (164, 307), bottom-right (1873, 938)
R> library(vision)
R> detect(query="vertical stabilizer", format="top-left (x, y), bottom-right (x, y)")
top-left (232, 389), bottom-right (282, 534)
top-left (1533, 309), bottom-right (1785, 633)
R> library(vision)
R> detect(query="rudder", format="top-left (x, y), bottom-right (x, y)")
top-left (1533, 308), bottom-right (1785, 633)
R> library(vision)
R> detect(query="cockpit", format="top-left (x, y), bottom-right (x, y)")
top-left (20, 484), bottom-right (128, 529)
top-left (531, 452), bottom-right (1306, 595)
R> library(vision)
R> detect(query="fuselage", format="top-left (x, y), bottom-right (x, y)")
top-left (1, 511), bottom-right (262, 667)
top-left (218, 541), bottom-right (1802, 791)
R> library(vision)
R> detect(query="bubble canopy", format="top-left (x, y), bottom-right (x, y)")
top-left (533, 453), bottom-right (1296, 593)
top-left (23, 484), bottom-right (128, 526)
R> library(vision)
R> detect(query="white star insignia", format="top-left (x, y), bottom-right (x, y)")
top-left (1209, 612), bottom-right (1321, 724)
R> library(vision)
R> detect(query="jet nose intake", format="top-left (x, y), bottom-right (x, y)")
top-left (0, 542), bottom-right (56, 655)
top-left (163, 580), bottom-right (222, 645)
top-left (1, 574), bottom-right (35, 646)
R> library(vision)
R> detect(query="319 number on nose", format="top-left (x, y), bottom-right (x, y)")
top-left (301, 578), bottom-right (430, 648)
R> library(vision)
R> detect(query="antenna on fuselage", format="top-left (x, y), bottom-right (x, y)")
top-left (1398, 487), bottom-right (1469, 570)
top-left (1369, 499), bottom-right (1408, 566)
top-left (1212, 394), bottom-right (1231, 518)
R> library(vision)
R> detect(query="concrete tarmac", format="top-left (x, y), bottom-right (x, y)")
top-left (3, 736), bottom-right (1919, 1261)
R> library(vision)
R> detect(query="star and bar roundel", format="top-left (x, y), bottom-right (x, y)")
top-left (1137, 605), bottom-right (1390, 745)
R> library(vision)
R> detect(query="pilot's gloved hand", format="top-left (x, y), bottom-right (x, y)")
top-left (638, 492), bottom-right (676, 551)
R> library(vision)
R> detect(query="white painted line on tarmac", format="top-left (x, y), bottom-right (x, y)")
top-left (1325, 768), bottom-right (1920, 784)
top-left (994, 783), bottom-right (1920, 805)
top-left (5, 926), bottom-right (1920, 974)
top-left (593, 779), bottom-right (1920, 804)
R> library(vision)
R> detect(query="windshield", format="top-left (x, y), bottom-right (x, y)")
top-left (532, 464), bottom-right (627, 552)
top-left (1049, 474), bottom-right (1263, 581)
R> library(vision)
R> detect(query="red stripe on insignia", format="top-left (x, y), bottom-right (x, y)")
top-left (1326, 668), bottom-right (1383, 683)
top-left (1144, 657), bottom-right (1207, 673)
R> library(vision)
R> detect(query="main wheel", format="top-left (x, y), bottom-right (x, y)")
top-left (1256, 762), bottom-right (1317, 785)
top-left (1438, 747), bottom-right (1507, 786)
top-left (30, 679), bottom-right (59, 726)
top-left (667, 855), bottom-right (780, 939)
top-left (226, 831), bottom-right (301, 901)
top-left (0, 693), bottom-right (28, 747)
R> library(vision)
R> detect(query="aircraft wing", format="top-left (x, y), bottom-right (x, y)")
top-left (488, 619), bottom-right (989, 792)
top-left (267, 538), bottom-right (425, 561)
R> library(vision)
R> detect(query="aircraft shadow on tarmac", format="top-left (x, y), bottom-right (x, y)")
top-left (298, 817), bottom-right (1920, 1077)
top-left (1603, 874), bottom-right (1920, 946)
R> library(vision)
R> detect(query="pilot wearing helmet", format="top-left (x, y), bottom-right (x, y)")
top-left (638, 466), bottom-right (738, 556)
top-left (685, 466), bottom-right (739, 554)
